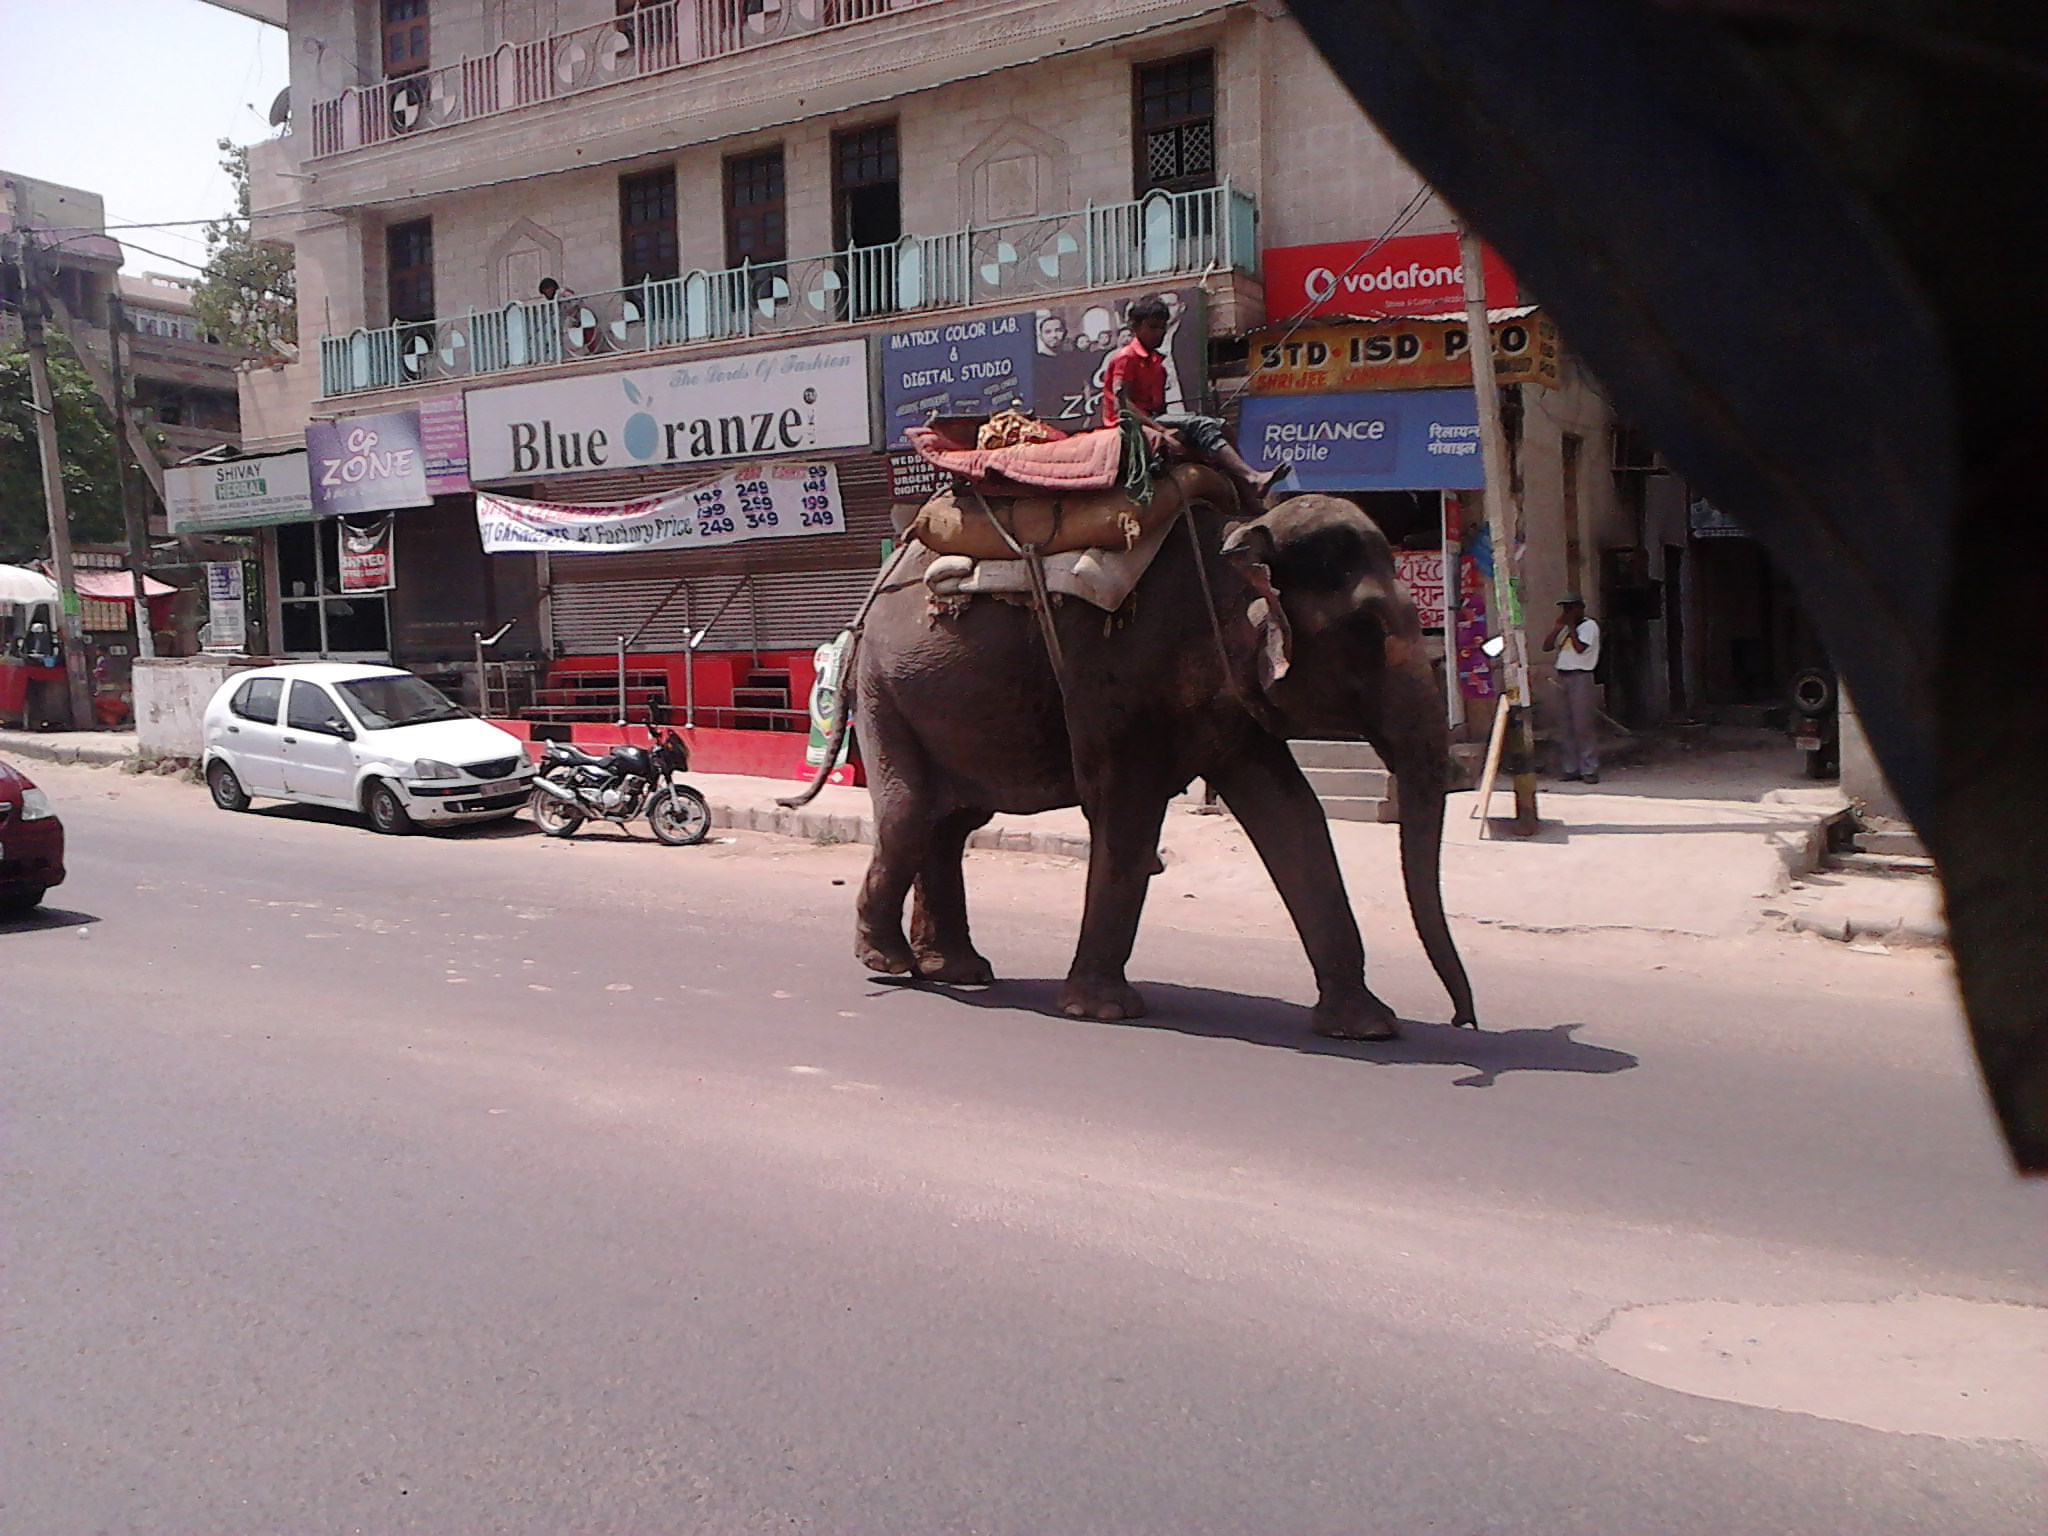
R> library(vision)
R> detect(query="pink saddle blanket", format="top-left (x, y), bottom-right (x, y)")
top-left (906, 423), bottom-right (1131, 493)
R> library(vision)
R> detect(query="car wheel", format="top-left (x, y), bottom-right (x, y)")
top-left (206, 759), bottom-right (252, 812)
top-left (0, 888), bottom-right (47, 918)
top-left (648, 786), bottom-right (712, 846)
top-left (365, 779), bottom-right (414, 836)
top-left (530, 786), bottom-right (584, 838)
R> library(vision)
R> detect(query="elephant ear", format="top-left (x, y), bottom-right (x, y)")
top-left (1221, 523), bottom-right (1294, 687)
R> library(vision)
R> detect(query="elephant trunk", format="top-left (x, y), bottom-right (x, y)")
top-left (1393, 749), bottom-right (1477, 1027)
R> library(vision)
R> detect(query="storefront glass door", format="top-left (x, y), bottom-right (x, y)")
top-left (278, 520), bottom-right (390, 659)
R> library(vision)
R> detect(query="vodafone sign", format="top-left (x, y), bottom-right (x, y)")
top-left (1264, 232), bottom-right (1517, 321)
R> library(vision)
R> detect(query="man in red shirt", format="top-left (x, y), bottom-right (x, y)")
top-left (1103, 295), bottom-right (1278, 496)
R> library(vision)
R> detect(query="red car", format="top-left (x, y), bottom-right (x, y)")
top-left (0, 757), bottom-right (65, 915)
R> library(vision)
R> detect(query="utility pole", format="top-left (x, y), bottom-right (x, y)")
top-left (5, 185), bottom-right (94, 731)
top-left (40, 281), bottom-right (170, 511)
top-left (1458, 221), bottom-right (1540, 835)
top-left (106, 292), bottom-right (157, 660)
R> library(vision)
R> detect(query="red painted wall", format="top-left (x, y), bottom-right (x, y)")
top-left (494, 716), bottom-right (862, 786)
top-left (548, 649), bottom-right (820, 716)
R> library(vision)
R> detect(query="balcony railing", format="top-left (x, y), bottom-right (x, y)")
top-left (309, 0), bottom-right (937, 158)
top-left (319, 183), bottom-right (1258, 397)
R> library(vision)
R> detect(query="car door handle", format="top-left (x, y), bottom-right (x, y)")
top-left (226, 725), bottom-right (239, 733)
top-left (282, 735), bottom-right (298, 745)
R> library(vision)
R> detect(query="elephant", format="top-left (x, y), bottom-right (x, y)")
top-left (839, 473), bottom-right (1477, 1040)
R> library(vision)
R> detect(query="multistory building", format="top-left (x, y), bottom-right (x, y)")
top-left (211, 0), bottom-right (1666, 774)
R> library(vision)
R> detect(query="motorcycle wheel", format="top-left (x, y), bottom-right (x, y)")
top-left (530, 787), bottom-right (586, 838)
top-left (648, 786), bottom-right (712, 846)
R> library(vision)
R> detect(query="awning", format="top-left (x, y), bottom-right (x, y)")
top-left (73, 570), bottom-right (178, 600)
top-left (0, 565), bottom-right (62, 605)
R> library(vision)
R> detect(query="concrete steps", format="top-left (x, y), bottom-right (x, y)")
top-left (1290, 739), bottom-right (1398, 823)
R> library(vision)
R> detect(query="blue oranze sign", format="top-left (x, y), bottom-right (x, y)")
top-left (1241, 388), bottom-right (1484, 491)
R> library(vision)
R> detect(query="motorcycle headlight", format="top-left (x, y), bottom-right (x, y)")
top-left (17, 787), bottom-right (56, 821)
top-left (412, 758), bottom-right (461, 781)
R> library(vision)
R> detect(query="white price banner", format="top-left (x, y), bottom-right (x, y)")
top-left (475, 460), bottom-right (845, 555)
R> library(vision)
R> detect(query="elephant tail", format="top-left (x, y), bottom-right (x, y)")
top-left (776, 539), bottom-right (922, 810)
top-left (1395, 752), bottom-right (1478, 1028)
top-left (776, 629), bottom-right (859, 811)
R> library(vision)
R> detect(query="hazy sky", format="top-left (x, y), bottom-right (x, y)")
top-left (1, 1), bottom-right (289, 277)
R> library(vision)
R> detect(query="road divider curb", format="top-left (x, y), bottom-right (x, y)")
top-left (707, 799), bottom-right (1090, 860)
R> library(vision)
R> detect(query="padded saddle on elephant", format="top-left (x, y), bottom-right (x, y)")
top-left (904, 418), bottom-right (1179, 562)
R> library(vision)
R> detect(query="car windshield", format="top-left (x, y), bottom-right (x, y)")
top-left (336, 674), bottom-right (469, 730)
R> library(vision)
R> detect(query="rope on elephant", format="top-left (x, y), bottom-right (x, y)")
top-left (1183, 504), bottom-right (1249, 713)
top-left (959, 478), bottom-right (1103, 803)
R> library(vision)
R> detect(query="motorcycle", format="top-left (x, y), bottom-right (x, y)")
top-left (1788, 666), bottom-right (1840, 780)
top-left (528, 725), bottom-right (712, 845)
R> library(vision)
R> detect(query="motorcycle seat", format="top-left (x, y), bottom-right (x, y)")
top-left (548, 742), bottom-right (611, 766)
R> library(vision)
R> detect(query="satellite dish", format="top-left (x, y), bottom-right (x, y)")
top-left (267, 87), bottom-right (291, 128)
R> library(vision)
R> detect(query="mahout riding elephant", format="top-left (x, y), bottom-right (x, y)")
top-left (845, 476), bottom-right (1476, 1039)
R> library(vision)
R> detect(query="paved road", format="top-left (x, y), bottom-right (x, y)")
top-left (5, 767), bottom-right (2043, 1534)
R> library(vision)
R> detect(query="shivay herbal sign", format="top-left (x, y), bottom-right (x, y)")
top-left (463, 340), bottom-right (872, 484)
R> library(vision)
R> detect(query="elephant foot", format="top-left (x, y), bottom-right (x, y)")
top-left (1059, 977), bottom-right (1148, 1021)
top-left (856, 931), bottom-right (917, 977)
top-left (915, 949), bottom-right (995, 985)
top-left (1311, 992), bottom-right (1401, 1041)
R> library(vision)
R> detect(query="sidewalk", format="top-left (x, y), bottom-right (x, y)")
top-left (4, 728), bottom-right (1940, 945)
top-left (0, 727), bottom-right (149, 768)
top-left (692, 753), bottom-right (1853, 942)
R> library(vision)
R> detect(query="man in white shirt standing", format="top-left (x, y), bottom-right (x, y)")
top-left (1543, 594), bottom-right (1603, 783)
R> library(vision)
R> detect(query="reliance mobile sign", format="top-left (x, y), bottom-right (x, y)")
top-left (1242, 388), bottom-right (1484, 492)
top-left (1263, 233), bottom-right (1517, 321)
top-left (464, 339), bottom-right (871, 483)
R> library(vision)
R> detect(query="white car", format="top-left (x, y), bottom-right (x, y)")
top-left (201, 663), bottom-right (534, 835)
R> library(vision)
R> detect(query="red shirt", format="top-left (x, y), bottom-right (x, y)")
top-left (1101, 337), bottom-right (1167, 426)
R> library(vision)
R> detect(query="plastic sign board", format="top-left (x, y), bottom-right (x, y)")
top-left (1249, 313), bottom-right (1559, 395)
top-left (337, 517), bottom-right (396, 592)
top-left (475, 460), bottom-right (845, 554)
top-left (203, 561), bottom-right (246, 651)
top-left (306, 412), bottom-right (430, 517)
top-left (463, 340), bottom-right (871, 483)
top-left (417, 394), bottom-right (471, 493)
top-left (165, 452), bottom-right (315, 533)
top-left (1263, 233), bottom-right (1517, 321)
top-left (879, 288), bottom-right (1207, 446)
top-left (1242, 388), bottom-right (1485, 492)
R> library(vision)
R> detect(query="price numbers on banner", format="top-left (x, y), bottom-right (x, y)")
top-left (736, 477), bottom-right (778, 529)
top-left (691, 481), bottom-right (736, 537)
top-left (797, 466), bottom-right (837, 529)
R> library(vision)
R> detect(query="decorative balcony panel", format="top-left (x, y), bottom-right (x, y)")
top-left (318, 185), bottom-right (1258, 397)
top-left (308, 0), bottom-right (941, 158)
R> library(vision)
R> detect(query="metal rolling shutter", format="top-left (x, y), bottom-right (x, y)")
top-left (548, 567), bottom-right (877, 654)
top-left (537, 452), bottom-right (892, 654)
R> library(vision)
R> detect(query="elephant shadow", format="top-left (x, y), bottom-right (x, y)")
top-left (906, 977), bottom-right (1639, 1087)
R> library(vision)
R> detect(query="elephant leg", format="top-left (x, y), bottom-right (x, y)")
top-left (855, 708), bottom-right (938, 976)
top-left (910, 807), bottom-right (995, 983)
top-left (1060, 772), bottom-right (1172, 1021)
top-left (1206, 733), bottom-right (1401, 1041)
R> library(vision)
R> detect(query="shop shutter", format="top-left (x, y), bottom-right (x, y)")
top-left (539, 450), bottom-right (893, 654)
top-left (548, 567), bottom-right (878, 655)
